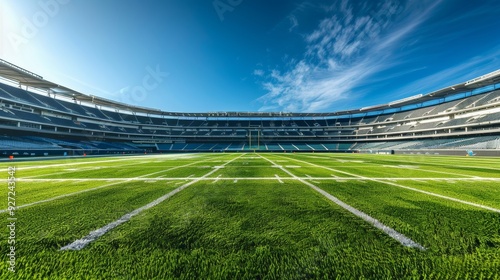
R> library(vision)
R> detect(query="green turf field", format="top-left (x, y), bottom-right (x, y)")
top-left (1, 153), bottom-right (499, 279)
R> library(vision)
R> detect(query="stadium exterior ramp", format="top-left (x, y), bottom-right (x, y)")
top-left (1, 59), bottom-right (500, 157)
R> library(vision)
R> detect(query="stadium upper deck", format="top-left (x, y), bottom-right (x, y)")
top-left (1, 58), bottom-right (500, 118)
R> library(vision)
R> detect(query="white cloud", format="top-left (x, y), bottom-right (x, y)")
top-left (257, 0), bottom-right (443, 112)
top-left (253, 69), bottom-right (264, 77)
top-left (288, 15), bottom-right (299, 32)
top-left (389, 47), bottom-right (500, 99)
top-left (56, 72), bottom-right (118, 99)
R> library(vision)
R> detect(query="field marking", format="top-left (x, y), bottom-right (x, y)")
top-left (275, 174), bottom-right (284, 184)
top-left (0, 179), bottom-right (129, 214)
top-left (354, 163), bottom-right (476, 179)
top-left (8, 177), bottom-right (500, 182)
top-left (60, 154), bottom-right (245, 251)
top-left (337, 160), bottom-right (365, 163)
top-left (216, 165), bottom-right (286, 168)
top-left (4, 153), bottom-right (203, 172)
top-left (303, 155), bottom-right (330, 159)
top-left (280, 156), bottom-right (500, 214)
top-left (260, 155), bottom-right (426, 250)
top-left (305, 174), bottom-right (321, 184)
top-left (0, 164), bottom-right (198, 214)
top-left (212, 175), bottom-right (222, 184)
top-left (0, 154), bottom-right (229, 213)
top-left (364, 157), bottom-right (500, 172)
top-left (22, 160), bottom-right (149, 179)
top-left (398, 166), bottom-right (478, 178)
top-left (12, 156), bottom-right (145, 171)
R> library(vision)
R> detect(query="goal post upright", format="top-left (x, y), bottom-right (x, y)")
top-left (248, 129), bottom-right (261, 151)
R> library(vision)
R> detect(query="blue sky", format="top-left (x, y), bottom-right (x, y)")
top-left (1, 0), bottom-right (500, 113)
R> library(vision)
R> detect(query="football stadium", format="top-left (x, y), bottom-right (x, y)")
top-left (0, 0), bottom-right (500, 279)
top-left (1, 60), bottom-right (500, 278)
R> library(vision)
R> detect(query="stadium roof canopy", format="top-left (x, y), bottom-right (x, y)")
top-left (1, 58), bottom-right (500, 117)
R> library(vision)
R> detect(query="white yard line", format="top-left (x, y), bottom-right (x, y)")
top-left (280, 156), bottom-right (500, 214)
top-left (212, 175), bottom-right (222, 184)
top-left (0, 180), bottom-right (126, 214)
top-left (0, 154), bottom-right (227, 213)
top-left (8, 154), bottom-right (202, 171)
top-left (60, 154), bottom-right (245, 251)
top-left (374, 164), bottom-right (474, 179)
top-left (402, 167), bottom-right (477, 178)
top-left (260, 155), bottom-right (426, 250)
top-left (6, 177), bottom-right (500, 182)
top-left (275, 174), bottom-right (284, 184)
top-left (22, 161), bottom-right (147, 179)
top-left (0, 163), bottom-right (196, 214)
top-left (377, 180), bottom-right (500, 213)
top-left (13, 157), bottom-right (141, 171)
top-left (369, 157), bottom-right (500, 172)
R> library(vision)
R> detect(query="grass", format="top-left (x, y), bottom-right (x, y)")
top-left (0, 152), bottom-right (499, 279)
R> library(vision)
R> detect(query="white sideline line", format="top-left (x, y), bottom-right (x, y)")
top-left (366, 157), bottom-right (500, 172)
top-left (0, 154), bottom-right (228, 213)
top-left (275, 174), bottom-right (283, 184)
top-left (6, 177), bottom-right (500, 182)
top-left (260, 155), bottom-right (425, 250)
top-left (212, 175), bottom-right (222, 184)
top-left (6, 154), bottom-right (202, 171)
top-left (379, 180), bottom-right (500, 214)
top-left (0, 168), bottom-right (186, 214)
top-left (281, 156), bottom-right (500, 214)
top-left (14, 157), bottom-right (141, 171)
top-left (404, 167), bottom-right (477, 178)
top-left (22, 161), bottom-right (146, 179)
top-left (60, 154), bottom-right (245, 251)
top-left (0, 178), bottom-right (136, 214)
top-left (380, 164), bottom-right (475, 179)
